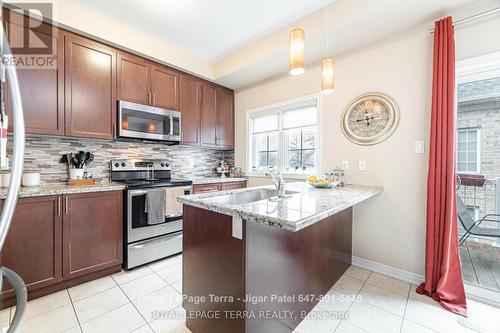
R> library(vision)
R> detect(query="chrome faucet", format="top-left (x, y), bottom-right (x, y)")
top-left (266, 171), bottom-right (287, 198)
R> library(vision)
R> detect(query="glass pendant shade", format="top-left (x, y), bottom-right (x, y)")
top-left (321, 57), bottom-right (334, 93)
top-left (289, 28), bottom-right (305, 75)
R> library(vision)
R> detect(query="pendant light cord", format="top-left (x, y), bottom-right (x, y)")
top-left (296, 0), bottom-right (299, 27)
top-left (326, 4), bottom-right (330, 52)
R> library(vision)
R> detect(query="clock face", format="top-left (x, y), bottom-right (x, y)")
top-left (341, 93), bottom-right (399, 145)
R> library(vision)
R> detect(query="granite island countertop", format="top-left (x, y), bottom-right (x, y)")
top-left (178, 182), bottom-right (382, 232)
top-left (0, 181), bottom-right (126, 199)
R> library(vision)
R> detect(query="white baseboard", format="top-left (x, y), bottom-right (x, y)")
top-left (351, 255), bottom-right (500, 308)
top-left (352, 255), bottom-right (424, 285)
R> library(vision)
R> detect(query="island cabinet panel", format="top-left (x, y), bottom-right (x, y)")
top-left (151, 65), bottom-right (179, 110)
top-left (179, 75), bottom-right (201, 146)
top-left (117, 52), bottom-right (150, 105)
top-left (182, 205), bottom-right (352, 333)
top-left (245, 207), bottom-right (352, 332)
top-left (216, 88), bottom-right (235, 149)
top-left (64, 32), bottom-right (116, 139)
top-left (200, 83), bottom-right (218, 147)
top-left (0, 196), bottom-right (62, 301)
top-left (183, 206), bottom-right (245, 333)
top-left (62, 191), bottom-right (123, 279)
top-left (3, 10), bottom-right (64, 135)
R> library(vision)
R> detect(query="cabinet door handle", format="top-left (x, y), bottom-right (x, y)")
top-left (148, 92), bottom-right (152, 105)
top-left (152, 93), bottom-right (156, 106)
top-left (65, 196), bottom-right (69, 215)
top-left (57, 197), bottom-right (61, 216)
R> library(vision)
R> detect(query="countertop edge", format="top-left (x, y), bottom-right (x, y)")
top-left (0, 183), bottom-right (126, 199)
top-left (191, 177), bottom-right (248, 185)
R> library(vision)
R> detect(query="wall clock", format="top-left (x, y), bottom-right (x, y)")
top-left (341, 92), bottom-right (400, 145)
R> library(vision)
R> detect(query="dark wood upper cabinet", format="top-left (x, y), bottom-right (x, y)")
top-left (151, 65), bottom-right (179, 110)
top-left (216, 88), bottom-right (235, 149)
top-left (200, 84), bottom-right (235, 149)
top-left (0, 196), bottom-right (62, 298)
top-left (64, 32), bottom-right (116, 139)
top-left (180, 75), bottom-right (201, 146)
top-left (117, 52), bottom-right (150, 105)
top-left (62, 191), bottom-right (122, 279)
top-left (3, 10), bottom-right (64, 135)
top-left (200, 83), bottom-right (218, 147)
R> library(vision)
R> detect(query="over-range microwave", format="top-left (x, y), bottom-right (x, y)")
top-left (117, 100), bottom-right (181, 143)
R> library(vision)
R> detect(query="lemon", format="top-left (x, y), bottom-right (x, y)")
top-left (307, 175), bottom-right (318, 183)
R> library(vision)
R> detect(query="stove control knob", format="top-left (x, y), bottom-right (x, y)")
top-left (160, 163), bottom-right (164, 167)
top-left (114, 163), bottom-right (119, 168)
top-left (165, 163), bottom-right (169, 167)
top-left (121, 162), bottom-right (126, 167)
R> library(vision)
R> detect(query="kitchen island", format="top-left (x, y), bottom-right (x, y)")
top-left (178, 182), bottom-right (382, 333)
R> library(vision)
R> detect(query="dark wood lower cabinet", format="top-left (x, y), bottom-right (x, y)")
top-left (0, 196), bottom-right (62, 300)
top-left (63, 191), bottom-right (123, 279)
top-left (0, 191), bottom-right (123, 309)
top-left (192, 181), bottom-right (247, 194)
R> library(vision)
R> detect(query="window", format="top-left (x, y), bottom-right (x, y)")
top-left (457, 128), bottom-right (480, 173)
top-left (248, 97), bottom-right (319, 176)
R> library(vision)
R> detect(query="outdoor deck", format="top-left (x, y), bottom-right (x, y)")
top-left (460, 240), bottom-right (500, 292)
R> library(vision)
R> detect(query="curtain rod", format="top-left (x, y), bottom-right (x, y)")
top-left (430, 6), bottom-right (500, 33)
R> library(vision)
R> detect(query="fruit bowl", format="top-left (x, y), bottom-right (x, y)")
top-left (306, 180), bottom-right (339, 189)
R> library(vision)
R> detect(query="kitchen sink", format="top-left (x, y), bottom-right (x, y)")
top-left (201, 188), bottom-right (298, 206)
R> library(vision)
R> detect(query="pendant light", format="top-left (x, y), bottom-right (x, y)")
top-left (321, 4), bottom-right (334, 93)
top-left (289, 2), bottom-right (305, 75)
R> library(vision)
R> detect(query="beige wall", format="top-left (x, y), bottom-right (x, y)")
top-left (234, 18), bottom-right (500, 276)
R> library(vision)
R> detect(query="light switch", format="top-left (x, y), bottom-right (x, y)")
top-left (341, 160), bottom-right (349, 171)
top-left (415, 141), bottom-right (425, 154)
top-left (359, 160), bottom-right (367, 171)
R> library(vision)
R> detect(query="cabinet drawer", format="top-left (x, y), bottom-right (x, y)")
top-left (221, 181), bottom-right (247, 191)
top-left (193, 184), bottom-right (220, 194)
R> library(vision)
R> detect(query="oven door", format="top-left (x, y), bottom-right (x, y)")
top-left (127, 186), bottom-right (191, 243)
top-left (118, 100), bottom-right (175, 141)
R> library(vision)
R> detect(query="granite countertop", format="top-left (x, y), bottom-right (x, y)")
top-left (178, 182), bottom-right (382, 232)
top-left (191, 177), bottom-right (248, 185)
top-left (0, 181), bottom-right (126, 199)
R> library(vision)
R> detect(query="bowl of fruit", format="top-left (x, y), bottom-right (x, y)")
top-left (306, 176), bottom-right (339, 189)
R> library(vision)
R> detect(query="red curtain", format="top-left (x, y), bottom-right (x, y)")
top-left (416, 16), bottom-right (467, 317)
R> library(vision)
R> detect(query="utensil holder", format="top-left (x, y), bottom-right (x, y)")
top-left (69, 168), bottom-right (85, 180)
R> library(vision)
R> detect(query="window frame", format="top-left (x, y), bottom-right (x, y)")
top-left (246, 94), bottom-right (322, 179)
top-left (457, 127), bottom-right (481, 174)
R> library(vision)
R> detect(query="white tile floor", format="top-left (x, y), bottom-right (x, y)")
top-left (1, 255), bottom-right (499, 333)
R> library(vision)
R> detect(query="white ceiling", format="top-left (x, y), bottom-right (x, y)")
top-left (73, 0), bottom-right (335, 61)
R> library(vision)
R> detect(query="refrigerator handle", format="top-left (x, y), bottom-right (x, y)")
top-left (0, 20), bottom-right (27, 333)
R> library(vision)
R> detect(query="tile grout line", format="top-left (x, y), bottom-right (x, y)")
top-left (398, 282), bottom-right (412, 333)
top-left (114, 278), bottom-right (150, 325)
top-left (65, 289), bottom-right (83, 333)
top-left (333, 271), bottom-right (372, 333)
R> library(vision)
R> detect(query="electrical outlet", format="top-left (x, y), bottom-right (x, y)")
top-left (358, 160), bottom-right (367, 171)
top-left (341, 160), bottom-right (349, 171)
top-left (415, 141), bottom-right (425, 154)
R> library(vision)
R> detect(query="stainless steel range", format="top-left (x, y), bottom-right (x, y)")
top-left (111, 159), bottom-right (192, 270)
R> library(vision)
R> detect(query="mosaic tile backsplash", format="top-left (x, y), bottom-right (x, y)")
top-left (7, 136), bottom-right (234, 185)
